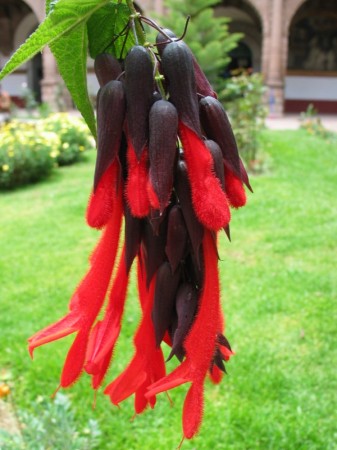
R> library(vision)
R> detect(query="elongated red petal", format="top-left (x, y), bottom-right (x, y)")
top-left (146, 179), bottom-right (160, 210)
top-left (184, 231), bottom-right (220, 369)
top-left (224, 164), bottom-right (247, 208)
top-left (209, 365), bottom-right (223, 384)
top-left (146, 361), bottom-right (191, 398)
top-left (125, 142), bottom-right (150, 218)
top-left (147, 231), bottom-right (221, 439)
top-left (105, 356), bottom-right (148, 405)
top-left (28, 311), bottom-right (80, 357)
top-left (60, 328), bottom-right (89, 387)
top-left (179, 122), bottom-right (231, 231)
top-left (29, 189), bottom-right (124, 388)
top-left (85, 247), bottom-right (129, 388)
top-left (71, 191), bottom-right (123, 312)
top-left (105, 256), bottom-right (166, 411)
top-left (86, 160), bottom-right (120, 229)
top-left (183, 382), bottom-right (204, 439)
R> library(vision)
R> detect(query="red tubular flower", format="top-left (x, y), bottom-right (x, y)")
top-left (86, 159), bottom-right (120, 229)
top-left (86, 74), bottom-right (125, 229)
top-left (29, 188), bottom-right (123, 387)
top-left (146, 230), bottom-right (229, 439)
top-left (224, 164), bottom-right (247, 208)
top-left (147, 100), bottom-right (178, 213)
top-left (179, 122), bottom-right (231, 231)
top-left (85, 246), bottom-right (129, 389)
top-left (104, 255), bottom-right (166, 413)
top-left (125, 140), bottom-right (151, 218)
top-left (28, 34), bottom-right (250, 446)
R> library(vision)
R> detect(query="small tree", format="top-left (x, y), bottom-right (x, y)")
top-left (220, 72), bottom-right (267, 168)
top-left (158, 0), bottom-right (242, 91)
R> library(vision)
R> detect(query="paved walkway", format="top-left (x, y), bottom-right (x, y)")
top-left (265, 114), bottom-right (337, 132)
top-left (0, 399), bottom-right (21, 436)
top-left (2, 111), bottom-right (337, 133)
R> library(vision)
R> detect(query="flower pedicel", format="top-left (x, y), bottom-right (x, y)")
top-left (28, 30), bottom-right (251, 443)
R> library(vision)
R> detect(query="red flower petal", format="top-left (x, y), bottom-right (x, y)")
top-left (29, 190), bottom-right (124, 387)
top-left (105, 256), bottom-right (166, 411)
top-left (147, 231), bottom-right (223, 439)
top-left (146, 178), bottom-right (160, 210)
top-left (28, 311), bottom-right (80, 358)
top-left (125, 142), bottom-right (150, 218)
top-left (86, 160), bottom-right (120, 229)
top-left (85, 246), bottom-right (129, 388)
top-left (209, 365), bottom-right (223, 384)
top-left (179, 122), bottom-right (231, 231)
top-left (182, 382), bottom-right (204, 439)
top-left (224, 164), bottom-right (247, 208)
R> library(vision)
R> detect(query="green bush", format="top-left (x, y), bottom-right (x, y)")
top-left (220, 72), bottom-right (267, 170)
top-left (0, 121), bottom-right (59, 190)
top-left (0, 393), bottom-right (102, 449)
top-left (157, 0), bottom-right (242, 93)
top-left (42, 113), bottom-right (94, 166)
top-left (299, 104), bottom-right (335, 141)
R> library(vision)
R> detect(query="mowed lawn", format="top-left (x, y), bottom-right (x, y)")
top-left (0, 130), bottom-right (336, 449)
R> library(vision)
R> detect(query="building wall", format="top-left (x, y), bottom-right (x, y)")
top-left (1, 0), bottom-right (336, 114)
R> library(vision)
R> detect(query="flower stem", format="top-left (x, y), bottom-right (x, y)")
top-left (126, 0), bottom-right (144, 46)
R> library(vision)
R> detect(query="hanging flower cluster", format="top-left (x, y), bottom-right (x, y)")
top-left (28, 29), bottom-right (251, 442)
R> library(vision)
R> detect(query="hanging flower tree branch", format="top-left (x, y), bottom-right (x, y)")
top-left (0, 0), bottom-right (252, 445)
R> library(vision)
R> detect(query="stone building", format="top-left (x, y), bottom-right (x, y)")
top-left (0, 0), bottom-right (336, 115)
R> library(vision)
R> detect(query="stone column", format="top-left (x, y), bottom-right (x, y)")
top-left (267, 0), bottom-right (284, 116)
top-left (40, 46), bottom-right (60, 110)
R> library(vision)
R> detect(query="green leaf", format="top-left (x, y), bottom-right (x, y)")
top-left (0, 0), bottom-right (111, 137)
top-left (46, 0), bottom-right (54, 15)
top-left (0, 0), bottom-right (109, 82)
top-left (87, 1), bottom-right (145, 59)
top-left (87, 3), bottom-right (129, 58)
top-left (50, 24), bottom-right (97, 138)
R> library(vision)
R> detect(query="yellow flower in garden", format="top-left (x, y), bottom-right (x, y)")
top-left (2, 164), bottom-right (9, 172)
top-left (8, 150), bottom-right (15, 157)
top-left (62, 142), bottom-right (70, 149)
top-left (0, 383), bottom-right (10, 398)
top-left (50, 150), bottom-right (60, 158)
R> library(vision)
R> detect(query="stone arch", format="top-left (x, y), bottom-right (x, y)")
top-left (14, 12), bottom-right (39, 49)
top-left (215, 0), bottom-right (263, 72)
top-left (286, 0), bottom-right (310, 29)
top-left (20, 0), bottom-right (44, 23)
top-left (0, 0), bottom-right (44, 104)
top-left (13, 10), bottom-right (42, 100)
top-left (285, 0), bottom-right (337, 113)
top-left (287, 0), bottom-right (337, 71)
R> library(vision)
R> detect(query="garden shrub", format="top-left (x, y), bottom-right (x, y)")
top-left (299, 104), bottom-right (335, 141)
top-left (220, 72), bottom-right (267, 170)
top-left (0, 393), bottom-right (102, 449)
top-left (42, 113), bottom-right (94, 166)
top-left (157, 0), bottom-right (242, 93)
top-left (0, 121), bottom-right (59, 190)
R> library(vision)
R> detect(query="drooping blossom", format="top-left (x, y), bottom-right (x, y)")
top-left (29, 32), bottom-right (250, 444)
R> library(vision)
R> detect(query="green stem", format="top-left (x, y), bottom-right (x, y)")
top-left (125, 0), bottom-right (136, 14)
top-left (126, 0), bottom-right (144, 46)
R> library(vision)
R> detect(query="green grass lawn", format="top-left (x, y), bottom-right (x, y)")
top-left (1, 130), bottom-right (336, 449)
